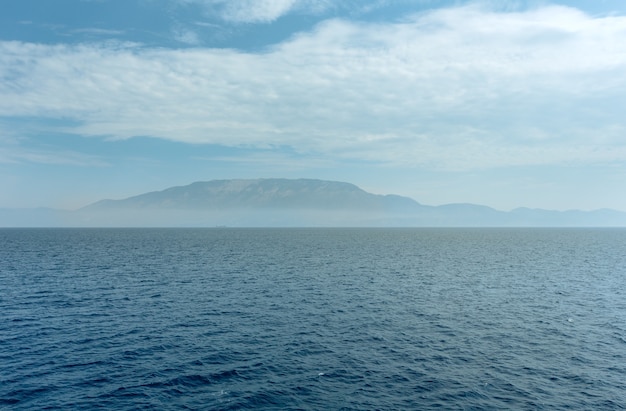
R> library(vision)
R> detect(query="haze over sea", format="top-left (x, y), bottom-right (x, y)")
top-left (2, 228), bottom-right (625, 410)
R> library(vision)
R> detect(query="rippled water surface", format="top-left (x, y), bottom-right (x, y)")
top-left (1, 228), bottom-right (626, 409)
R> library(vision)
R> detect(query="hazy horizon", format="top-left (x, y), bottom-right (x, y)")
top-left (3, 1), bottom-right (626, 212)
top-left (3, 177), bottom-right (625, 214)
top-left (3, 178), bottom-right (626, 228)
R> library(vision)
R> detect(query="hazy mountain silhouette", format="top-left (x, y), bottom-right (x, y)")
top-left (83, 179), bottom-right (422, 212)
top-left (2, 178), bottom-right (626, 227)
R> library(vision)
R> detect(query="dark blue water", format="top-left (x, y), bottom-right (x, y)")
top-left (1, 228), bottom-right (626, 410)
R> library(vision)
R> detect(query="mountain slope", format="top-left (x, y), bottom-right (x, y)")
top-left (83, 178), bottom-right (424, 212)
top-left (3, 178), bottom-right (626, 227)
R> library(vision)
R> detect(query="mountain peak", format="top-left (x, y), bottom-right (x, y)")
top-left (84, 178), bottom-right (419, 211)
top-left (4, 178), bottom-right (626, 227)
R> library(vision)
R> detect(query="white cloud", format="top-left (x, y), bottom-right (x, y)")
top-left (219, 0), bottom-right (298, 23)
top-left (173, 28), bottom-right (201, 44)
top-left (178, 0), bottom-right (296, 23)
top-left (0, 145), bottom-right (110, 167)
top-left (176, 0), bottom-right (407, 23)
top-left (2, 4), bottom-right (626, 170)
top-left (71, 28), bottom-right (125, 36)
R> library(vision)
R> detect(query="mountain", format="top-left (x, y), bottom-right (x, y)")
top-left (83, 179), bottom-right (423, 212)
top-left (2, 178), bottom-right (626, 227)
top-left (76, 178), bottom-right (429, 226)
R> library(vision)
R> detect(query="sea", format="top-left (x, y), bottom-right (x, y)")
top-left (1, 228), bottom-right (625, 410)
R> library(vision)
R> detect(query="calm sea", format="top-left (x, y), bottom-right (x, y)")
top-left (1, 228), bottom-right (625, 410)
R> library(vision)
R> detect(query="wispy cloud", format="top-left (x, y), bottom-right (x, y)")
top-left (218, 0), bottom-right (299, 23)
top-left (2, 4), bottom-right (626, 170)
top-left (172, 27), bottom-right (201, 44)
top-left (0, 146), bottom-right (110, 167)
top-left (195, 149), bottom-right (337, 168)
top-left (71, 28), bottom-right (125, 36)
top-left (180, 0), bottom-right (335, 23)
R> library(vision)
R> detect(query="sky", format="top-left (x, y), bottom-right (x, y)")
top-left (2, 0), bottom-right (626, 212)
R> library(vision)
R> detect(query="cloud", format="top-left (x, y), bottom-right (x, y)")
top-left (2, 4), bottom-right (626, 170)
top-left (71, 28), bottom-right (125, 36)
top-left (195, 151), bottom-right (336, 171)
top-left (180, 0), bottom-right (334, 23)
top-left (219, 0), bottom-right (298, 23)
top-left (0, 145), bottom-right (110, 167)
top-left (178, 0), bottom-right (296, 23)
top-left (172, 28), bottom-right (201, 44)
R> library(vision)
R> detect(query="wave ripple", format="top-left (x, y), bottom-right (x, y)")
top-left (2, 228), bottom-right (626, 409)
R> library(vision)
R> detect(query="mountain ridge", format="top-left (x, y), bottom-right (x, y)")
top-left (82, 178), bottom-right (425, 212)
top-left (2, 178), bottom-right (626, 227)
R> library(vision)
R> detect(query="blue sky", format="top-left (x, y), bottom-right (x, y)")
top-left (2, 0), bottom-right (626, 211)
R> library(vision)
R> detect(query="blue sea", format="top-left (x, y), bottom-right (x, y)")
top-left (1, 228), bottom-right (625, 410)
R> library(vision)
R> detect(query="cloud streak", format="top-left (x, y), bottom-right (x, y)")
top-left (179, 0), bottom-right (330, 23)
top-left (2, 4), bottom-right (626, 170)
top-left (0, 145), bottom-right (110, 167)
